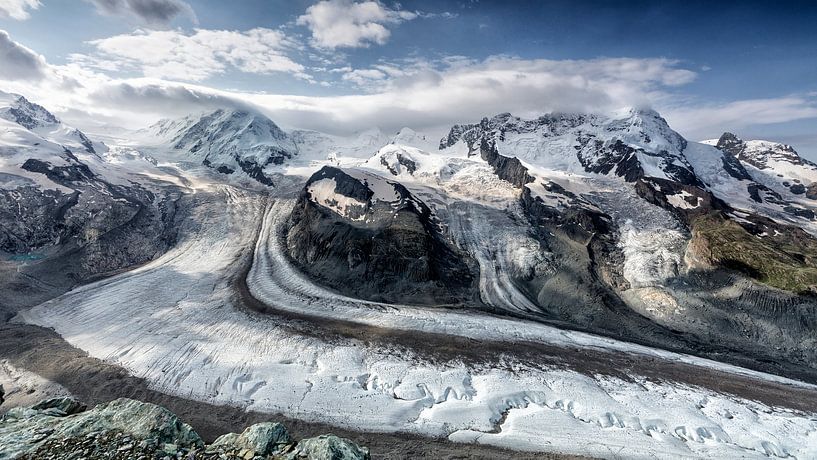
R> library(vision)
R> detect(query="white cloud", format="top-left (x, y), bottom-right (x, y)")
top-left (0, 29), bottom-right (47, 80)
top-left (4, 29), bottom-right (816, 159)
top-left (76, 28), bottom-right (307, 82)
top-left (0, 0), bottom-right (40, 20)
top-left (297, 0), bottom-right (417, 49)
top-left (341, 68), bottom-right (387, 85)
top-left (85, 0), bottom-right (197, 26)
top-left (311, 56), bottom-right (697, 130)
top-left (664, 97), bottom-right (817, 141)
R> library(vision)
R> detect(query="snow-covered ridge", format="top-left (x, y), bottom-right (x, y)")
top-left (439, 108), bottom-right (698, 186)
top-left (0, 90), bottom-right (105, 157)
top-left (305, 166), bottom-right (428, 223)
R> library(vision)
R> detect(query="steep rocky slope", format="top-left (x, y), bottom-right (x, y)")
top-left (0, 92), bottom-right (180, 314)
top-left (286, 166), bottom-right (476, 305)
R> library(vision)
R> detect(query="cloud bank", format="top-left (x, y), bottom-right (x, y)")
top-left (0, 30), bottom-right (47, 80)
top-left (74, 28), bottom-right (306, 82)
top-left (0, 26), bottom-right (816, 158)
top-left (297, 0), bottom-right (417, 48)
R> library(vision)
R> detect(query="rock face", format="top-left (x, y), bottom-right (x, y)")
top-left (1, 397), bottom-right (369, 460)
top-left (286, 166), bottom-right (476, 305)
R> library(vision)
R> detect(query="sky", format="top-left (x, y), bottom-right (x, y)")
top-left (1, 0), bottom-right (816, 158)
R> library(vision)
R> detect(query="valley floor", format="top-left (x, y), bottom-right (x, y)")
top-left (7, 184), bottom-right (817, 459)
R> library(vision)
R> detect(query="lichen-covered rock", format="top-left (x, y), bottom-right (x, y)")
top-left (209, 421), bottom-right (291, 456)
top-left (211, 431), bottom-right (241, 448)
top-left (286, 434), bottom-right (370, 460)
top-left (0, 397), bottom-right (201, 458)
top-left (57, 398), bottom-right (202, 447)
top-left (1, 396), bottom-right (370, 459)
top-left (236, 421), bottom-right (291, 454)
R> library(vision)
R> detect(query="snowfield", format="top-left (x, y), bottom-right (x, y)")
top-left (19, 176), bottom-right (817, 459)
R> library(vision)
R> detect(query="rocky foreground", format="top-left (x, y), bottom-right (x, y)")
top-left (0, 387), bottom-right (369, 460)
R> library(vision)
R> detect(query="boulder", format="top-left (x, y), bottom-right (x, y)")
top-left (57, 398), bottom-right (202, 448)
top-left (286, 434), bottom-right (370, 460)
top-left (211, 421), bottom-right (291, 456)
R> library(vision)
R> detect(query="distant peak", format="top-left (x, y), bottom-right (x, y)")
top-left (717, 132), bottom-right (743, 145)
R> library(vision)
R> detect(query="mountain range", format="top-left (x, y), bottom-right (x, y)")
top-left (2, 91), bottom-right (817, 458)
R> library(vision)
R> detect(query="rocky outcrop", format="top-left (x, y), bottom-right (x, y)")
top-left (287, 435), bottom-right (370, 460)
top-left (1, 397), bottom-right (369, 460)
top-left (286, 166), bottom-right (476, 305)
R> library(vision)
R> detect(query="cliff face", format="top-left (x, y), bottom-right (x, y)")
top-left (286, 166), bottom-right (476, 306)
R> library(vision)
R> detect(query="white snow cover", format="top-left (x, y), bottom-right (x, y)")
top-left (666, 190), bottom-right (701, 209)
top-left (684, 141), bottom-right (817, 235)
top-left (306, 177), bottom-right (368, 220)
top-left (19, 183), bottom-right (817, 459)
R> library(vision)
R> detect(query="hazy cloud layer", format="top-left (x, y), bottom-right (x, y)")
top-left (0, 30), bottom-right (47, 80)
top-left (2, 25), bottom-right (816, 158)
top-left (664, 96), bottom-right (817, 141)
top-left (297, 0), bottom-right (417, 48)
top-left (75, 28), bottom-right (306, 82)
top-left (0, 0), bottom-right (39, 20)
top-left (85, 0), bottom-right (196, 26)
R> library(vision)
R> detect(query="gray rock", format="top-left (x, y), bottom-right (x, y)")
top-left (0, 397), bottom-right (202, 458)
top-left (30, 397), bottom-right (86, 416)
top-left (57, 398), bottom-right (202, 447)
top-left (210, 431), bottom-right (240, 448)
top-left (236, 421), bottom-right (290, 455)
top-left (209, 422), bottom-right (291, 456)
top-left (286, 434), bottom-right (370, 460)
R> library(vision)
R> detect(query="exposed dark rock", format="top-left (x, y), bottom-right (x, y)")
top-left (286, 166), bottom-right (476, 305)
top-left (479, 138), bottom-right (534, 187)
top-left (808, 183), bottom-right (817, 200)
top-left (790, 183), bottom-right (806, 195)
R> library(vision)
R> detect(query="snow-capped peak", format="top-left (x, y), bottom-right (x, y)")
top-left (0, 90), bottom-right (102, 155)
top-left (710, 132), bottom-right (811, 170)
top-left (439, 108), bottom-right (696, 185)
top-left (147, 108), bottom-right (297, 186)
top-left (0, 91), bottom-right (60, 130)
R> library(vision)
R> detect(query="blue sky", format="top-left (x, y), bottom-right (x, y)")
top-left (1, 0), bottom-right (816, 157)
